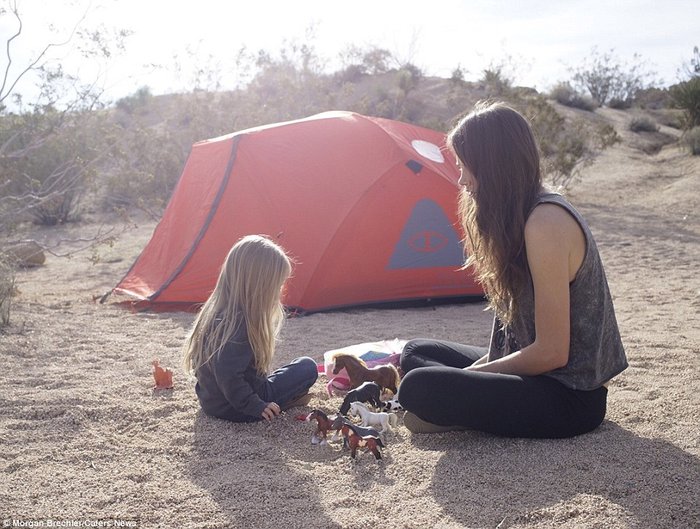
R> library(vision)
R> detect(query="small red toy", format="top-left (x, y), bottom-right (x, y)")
top-left (152, 359), bottom-right (174, 389)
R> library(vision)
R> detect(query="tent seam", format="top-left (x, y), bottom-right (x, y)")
top-left (148, 134), bottom-right (243, 301)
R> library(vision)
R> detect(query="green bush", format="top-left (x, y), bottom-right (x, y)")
top-left (629, 116), bottom-right (659, 133)
top-left (450, 65), bottom-right (467, 86)
top-left (0, 254), bottom-right (15, 328)
top-left (539, 120), bottom-right (619, 187)
top-left (549, 82), bottom-right (598, 111)
top-left (116, 86), bottom-right (153, 115)
top-left (104, 125), bottom-right (186, 210)
top-left (670, 77), bottom-right (700, 129)
top-left (0, 107), bottom-right (110, 226)
top-left (570, 48), bottom-right (657, 107)
top-left (334, 64), bottom-right (366, 84)
top-left (634, 87), bottom-right (671, 109)
top-left (681, 126), bottom-right (700, 155)
top-left (480, 67), bottom-right (512, 97)
top-left (679, 46), bottom-right (700, 79)
top-left (608, 98), bottom-right (633, 109)
top-left (337, 45), bottom-right (392, 77)
top-left (646, 109), bottom-right (683, 129)
top-left (500, 91), bottom-right (620, 188)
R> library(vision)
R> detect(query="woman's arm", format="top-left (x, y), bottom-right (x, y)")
top-left (468, 204), bottom-right (583, 376)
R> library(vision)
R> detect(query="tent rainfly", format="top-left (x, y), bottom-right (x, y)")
top-left (110, 111), bottom-right (483, 312)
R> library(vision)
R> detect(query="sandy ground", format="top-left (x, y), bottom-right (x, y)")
top-left (1, 108), bottom-right (699, 528)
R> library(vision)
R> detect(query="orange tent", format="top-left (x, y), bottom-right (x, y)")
top-left (111, 111), bottom-right (482, 312)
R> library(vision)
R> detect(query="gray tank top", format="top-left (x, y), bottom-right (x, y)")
top-left (488, 193), bottom-right (628, 390)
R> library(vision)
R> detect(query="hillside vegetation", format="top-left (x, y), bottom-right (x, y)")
top-left (1, 39), bottom-right (698, 326)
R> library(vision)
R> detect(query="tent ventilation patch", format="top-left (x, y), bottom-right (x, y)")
top-left (411, 140), bottom-right (445, 163)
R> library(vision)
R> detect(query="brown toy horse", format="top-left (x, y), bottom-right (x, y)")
top-left (305, 409), bottom-right (336, 445)
top-left (332, 353), bottom-right (400, 395)
top-left (332, 417), bottom-right (384, 460)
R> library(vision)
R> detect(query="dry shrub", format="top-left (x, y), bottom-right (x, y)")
top-left (670, 77), bottom-right (700, 129)
top-left (570, 47), bottom-right (658, 107)
top-left (629, 116), bottom-right (659, 133)
top-left (508, 94), bottom-right (620, 188)
top-left (0, 254), bottom-right (15, 328)
top-left (549, 82), bottom-right (598, 111)
top-left (682, 127), bottom-right (700, 155)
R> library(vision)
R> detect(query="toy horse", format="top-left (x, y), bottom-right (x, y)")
top-left (332, 353), bottom-right (400, 395)
top-left (339, 381), bottom-right (382, 415)
top-left (305, 409), bottom-right (336, 445)
top-left (381, 396), bottom-right (403, 412)
top-left (349, 401), bottom-right (398, 434)
top-left (334, 417), bottom-right (384, 460)
top-left (330, 416), bottom-right (377, 444)
top-left (152, 359), bottom-right (173, 389)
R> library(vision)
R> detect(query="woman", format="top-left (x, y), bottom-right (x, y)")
top-left (397, 101), bottom-right (627, 438)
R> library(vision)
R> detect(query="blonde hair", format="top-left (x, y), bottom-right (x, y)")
top-left (448, 101), bottom-right (543, 325)
top-left (182, 235), bottom-right (292, 376)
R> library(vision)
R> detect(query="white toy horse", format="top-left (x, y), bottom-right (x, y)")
top-left (349, 401), bottom-right (398, 434)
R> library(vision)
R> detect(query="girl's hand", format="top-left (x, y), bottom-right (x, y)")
top-left (261, 402), bottom-right (281, 421)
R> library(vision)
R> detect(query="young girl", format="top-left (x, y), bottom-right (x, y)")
top-left (397, 101), bottom-right (628, 438)
top-left (183, 235), bottom-right (318, 422)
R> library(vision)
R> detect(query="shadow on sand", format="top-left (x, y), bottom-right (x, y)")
top-left (188, 411), bottom-right (345, 529)
top-left (412, 421), bottom-right (698, 528)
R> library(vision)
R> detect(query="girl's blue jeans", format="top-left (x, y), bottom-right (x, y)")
top-left (261, 356), bottom-right (318, 407)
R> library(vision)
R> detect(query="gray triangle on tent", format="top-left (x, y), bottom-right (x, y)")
top-left (388, 199), bottom-right (465, 269)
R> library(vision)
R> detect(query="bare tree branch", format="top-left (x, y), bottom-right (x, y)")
top-left (0, 0), bottom-right (90, 105)
top-left (12, 224), bottom-right (122, 258)
top-left (0, 150), bottom-right (104, 226)
top-left (0, 0), bottom-right (22, 100)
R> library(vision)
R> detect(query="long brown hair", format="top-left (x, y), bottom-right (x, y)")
top-left (448, 101), bottom-right (543, 324)
top-left (182, 235), bottom-right (292, 376)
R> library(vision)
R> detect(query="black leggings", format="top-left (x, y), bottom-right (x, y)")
top-left (397, 339), bottom-right (607, 438)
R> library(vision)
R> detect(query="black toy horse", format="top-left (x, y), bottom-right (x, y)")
top-left (339, 381), bottom-right (382, 415)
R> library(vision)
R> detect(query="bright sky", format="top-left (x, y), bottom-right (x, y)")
top-left (2, 0), bottom-right (698, 104)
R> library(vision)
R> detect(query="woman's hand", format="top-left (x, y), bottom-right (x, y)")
top-left (261, 402), bottom-right (281, 421)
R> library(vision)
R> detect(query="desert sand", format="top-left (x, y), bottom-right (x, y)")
top-left (1, 107), bottom-right (699, 528)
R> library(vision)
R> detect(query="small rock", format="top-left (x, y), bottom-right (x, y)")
top-left (4, 240), bottom-right (46, 267)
